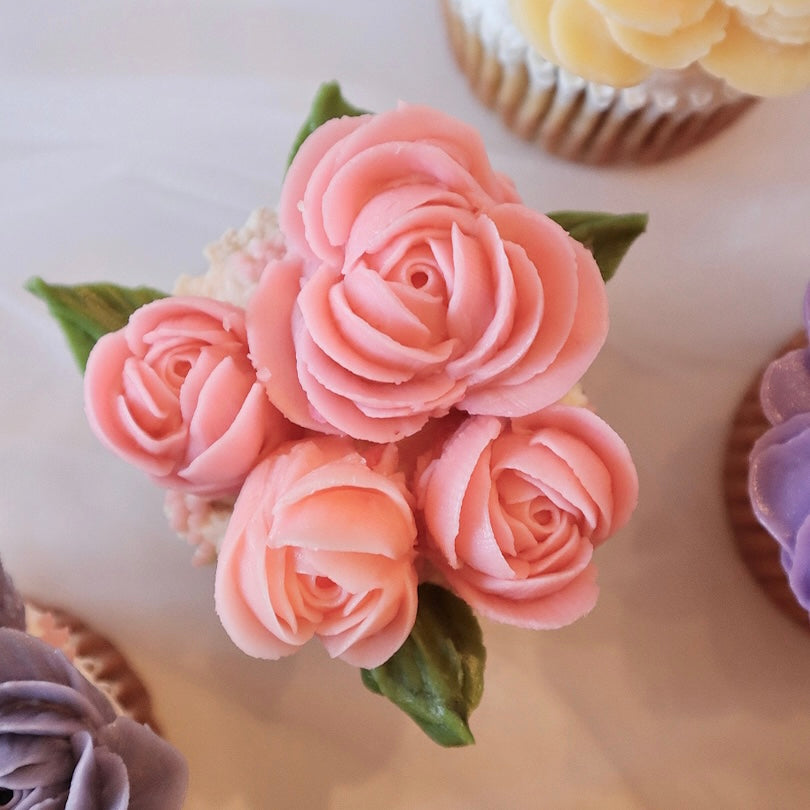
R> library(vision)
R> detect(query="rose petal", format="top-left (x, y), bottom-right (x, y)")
top-left (443, 556), bottom-right (599, 629)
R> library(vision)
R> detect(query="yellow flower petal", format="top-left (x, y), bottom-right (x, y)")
top-left (725, 0), bottom-right (810, 17)
top-left (701, 10), bottom-right (810, 93)
top-left (509, 0), bottom-right (560, 61)
top-left (588, 0), bottom-right (715, 35)
top-left (739, 8), bottom-right (810, 44)
top-left (549, 0), bottom-right (651, 85)
top-left (606, 2), bottom-right (730, 68)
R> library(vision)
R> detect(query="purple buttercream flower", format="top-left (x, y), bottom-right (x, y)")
top-left (748, 283), bottom-right (810, 613)
top-left (0, 630), bottom-right (188, 809)
top-left (750, 411), bottom-right (810, 611)
top-left (0, 558), bottom-right (187, 809)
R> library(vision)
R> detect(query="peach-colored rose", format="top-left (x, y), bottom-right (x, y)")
top-left (415, 406), bottom-right (638, 628)
top-left (85, 296), bottom-right (292, 497)
top-left (214, 437), bottom-right (419, 668)
top-left (248, 104), bottom-right (608, 443)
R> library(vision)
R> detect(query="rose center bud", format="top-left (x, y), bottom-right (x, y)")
top-left (122, 357), bottom-right (184, 437)
top-left (302, 573), bottom-right (344, 609)
top-left (522, 496), bottom-right (564, 536)
top-left (497, 470), bottom-right (566, 552)
top-left (171, 358), bottom-right (192, 380)
top-left (410, 270), bottom-right (428, 289)
top-left (375, 239), bottom-right (446, 298)
top-left (407, 264), bottom-right (431, 289)
top-left (532, 506), bottom-right (555, 527)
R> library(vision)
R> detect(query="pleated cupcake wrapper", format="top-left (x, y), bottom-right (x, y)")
top-left (723, 331), bottom-right (810, 633)
top-left (24, 602), bottom-right (162, 730)
top-left (442, 0), bottom-right (757, 165)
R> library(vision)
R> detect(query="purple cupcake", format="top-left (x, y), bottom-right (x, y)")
top-left (0, 558), bottom-right (188, 808)
top-left (725, 284), bottom-right (810, 630)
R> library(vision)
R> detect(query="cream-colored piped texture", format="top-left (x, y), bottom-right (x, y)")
top-left (174, 207), bottom-right (285, 307)
top-left (510, 0), bottom-right (810, 94)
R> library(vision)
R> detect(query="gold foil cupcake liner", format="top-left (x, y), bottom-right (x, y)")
top-left (25, 602), bottom-right (162, 729)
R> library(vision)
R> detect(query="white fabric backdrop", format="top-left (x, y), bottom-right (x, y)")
top-left (3, 3), bottom-right (810, 807)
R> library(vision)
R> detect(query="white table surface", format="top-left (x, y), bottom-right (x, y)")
top-left (3, 3), bottom-right (810, 808)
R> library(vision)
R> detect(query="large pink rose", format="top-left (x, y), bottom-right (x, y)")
top-left (215, 437), bottom-right (418, 668)
top-left (415, 406), bottom-right (638, 628)
top-left (247, 104), bottom-right (608, 442)
top-left (85, 296), bottom-right (292, 497)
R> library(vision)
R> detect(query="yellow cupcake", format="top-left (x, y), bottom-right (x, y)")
top-left (442, 0), bottom-right (808, 163)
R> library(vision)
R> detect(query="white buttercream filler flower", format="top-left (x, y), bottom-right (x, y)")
top-left (174, 207), bottom-right (286, 307)
top-left (164, 490), bottom-right (235, 565)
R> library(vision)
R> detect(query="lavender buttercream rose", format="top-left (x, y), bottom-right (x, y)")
top-left (0, 560), bottom-right (187, 809)
top-left (0, 631), bottom-right (187, 809)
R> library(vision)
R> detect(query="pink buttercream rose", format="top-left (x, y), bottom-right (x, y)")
top-left (415, 406), bottom-right (638, 628)
top-left (214, 437), bottom-right (419, 668)
top-left (85, 296), bottom-right (292, 497)
top-left (247, 104), bottom-right (608, 442)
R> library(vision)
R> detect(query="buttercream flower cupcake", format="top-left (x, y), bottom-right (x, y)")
top-left (29, 82), bottom-right (643, 746)
top-left (0, 558), bottom-right (188, 806)
top-left (442, 0), bottom-right (810, 164)
top-left (725, 284), bottom-right (810, 631)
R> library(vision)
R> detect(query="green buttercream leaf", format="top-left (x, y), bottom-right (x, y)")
top-left (548, 210), bottom-right (647, 282)
top-left (286, 81), bottom-right (368, 170)
top-left (26, 278), bottom-right (167, 372)
top-left (361, 583), bottom-right (486, 747)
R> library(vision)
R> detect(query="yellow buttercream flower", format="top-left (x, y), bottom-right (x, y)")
top-left (509, 0), bottom-right (810, 94)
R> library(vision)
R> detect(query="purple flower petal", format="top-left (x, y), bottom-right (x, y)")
top-left (750, 414), bottom-right (810, 553)
top-left (0, 733), bottom-right (73, 787)
top-left (97, 717), bottom-right (188, 810)
top-left (0, 630), bottom-right (187, 808)
top-left (0, 631), bottom-right (116, 727)
top-left (785, 515), bottom-right (810, 611)
top-left (760, 349), bottom-right (810, 426)
top-left (64, 729), bottom-right (129, 810)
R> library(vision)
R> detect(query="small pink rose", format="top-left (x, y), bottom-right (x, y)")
top-left (85, 296), bottom-right (292, 497)
top-left (214, 437), bottom-right (419, 668)
top-left (248, 104), bottom-right (608, 442)
top-left (415, 406), bottom-right (638, 628)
